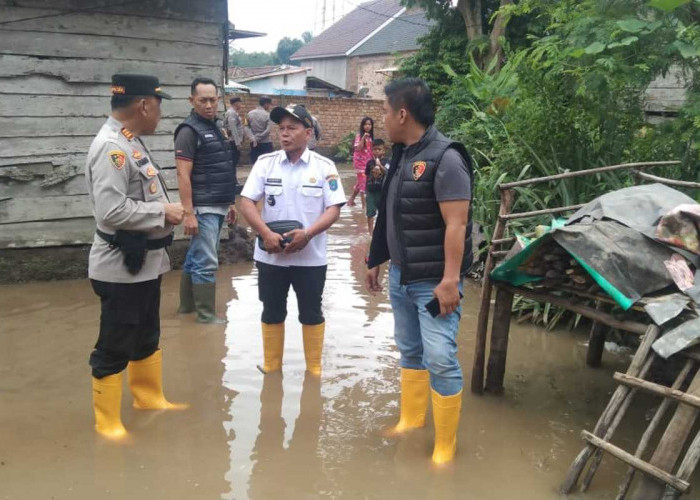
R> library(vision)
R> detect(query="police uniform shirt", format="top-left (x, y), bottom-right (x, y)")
top-left (85, 116), bottom-right (173, 283)
top-left (241, 148), bottom-right (346, 267)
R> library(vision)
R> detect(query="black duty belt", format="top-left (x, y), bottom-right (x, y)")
top-left (96, 229), bottom-right (173, 250)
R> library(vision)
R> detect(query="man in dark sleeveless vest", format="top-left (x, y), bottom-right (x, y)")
top-left (175, 77), bottom-right (237, 323)
top-left (366, 78), bottom-right (474, 466)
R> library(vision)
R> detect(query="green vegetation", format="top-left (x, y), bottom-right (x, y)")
top-left (401, 0), bottom-right (700, 238)
top-left (229, 31), bottom-right (313, 68)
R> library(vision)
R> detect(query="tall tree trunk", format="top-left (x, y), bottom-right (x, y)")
top-left (455, 0), bottom-right (513, 69)
top-left (487, 0), bottom-right (513, 69)
top-left (456, 0), bottom-right (483, 41)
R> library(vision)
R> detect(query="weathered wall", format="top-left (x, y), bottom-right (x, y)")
top-left (346, 52), bottom-right (414, 98)
top-left (228, 93), bottom-right (386, 160)
top-left (0, 0), bottom-right (227, 252)
top-left (296, 57), bottom-right (348, 91)
top-left (243, 71), bottom-right (308, 95)
top-left (645, 65), bottom-right (689, 114)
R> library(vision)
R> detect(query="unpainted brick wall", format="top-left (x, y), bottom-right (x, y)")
top-left (226, 93), bottom-right (386, 163)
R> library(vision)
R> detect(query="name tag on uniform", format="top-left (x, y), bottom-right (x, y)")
top-left (136, 157), bottom-right (149, 167)
top-left (204, 133), bottom-right (215, 139)
top-left (266, 178), bottom-right (282, 185)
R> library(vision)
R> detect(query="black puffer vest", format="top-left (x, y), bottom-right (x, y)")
top-left (175, 111), bottom-right (237, 206)
top-left (368, 126), bottom-right (474, 284)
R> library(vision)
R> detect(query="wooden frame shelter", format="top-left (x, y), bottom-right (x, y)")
top-left (469, 160), bottom-right (700, 497)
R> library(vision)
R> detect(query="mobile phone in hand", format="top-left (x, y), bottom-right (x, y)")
top-left (425, 291), bottom-right (464, 318)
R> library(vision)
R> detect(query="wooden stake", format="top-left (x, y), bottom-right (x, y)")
top-left (471, 189), bottom-right (515, 394)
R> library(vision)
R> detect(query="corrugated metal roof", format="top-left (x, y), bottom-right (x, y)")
top-left (290, 0), bottom-right (403, 60)
top-left (350, 10), bottom-right (434, 56)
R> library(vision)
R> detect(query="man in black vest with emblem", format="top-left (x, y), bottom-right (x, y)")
top-left (175, 77), bottom-right (237, 323)
top-left (366, 78), bottom-right (473, 466)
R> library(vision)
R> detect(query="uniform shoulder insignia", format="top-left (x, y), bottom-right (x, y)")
top-left (258, 151), bottom-right (277, 161)
top-left (313, 153), bottom-right (334, 167)
top-left (120, 128), bottom-right (134, 141)
top-left (108, 150), bottom-right (126, 170)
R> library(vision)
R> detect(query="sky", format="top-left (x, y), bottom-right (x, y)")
top-left (229, 0), bottom-right (354, 53)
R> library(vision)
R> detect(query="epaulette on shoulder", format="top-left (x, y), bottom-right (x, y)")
top-left (310, 151), bottom-right (334, 166)
top-left (257, 151), bottom-right (278, 161)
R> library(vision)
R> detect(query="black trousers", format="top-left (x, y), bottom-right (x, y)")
top-left (250, 142), bottom-right (273, 165)
top-left (256, 262), bottom-right (326, 325)
top-left (231, 142), bottom-right (241, 168)
top-left (89, 277), bottom-right (161, 378)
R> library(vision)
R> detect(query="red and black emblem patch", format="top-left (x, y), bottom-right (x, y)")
top-left (412, 161), bottom-right (426, 180)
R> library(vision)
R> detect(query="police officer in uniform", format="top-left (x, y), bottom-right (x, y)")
top-left (86, 74), bottom-right (187, 441)
top-left (239, 104), bottom-right (346, 376)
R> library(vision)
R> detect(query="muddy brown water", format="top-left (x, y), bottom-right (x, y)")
top-left (2, 172), bottom-right (699, 499)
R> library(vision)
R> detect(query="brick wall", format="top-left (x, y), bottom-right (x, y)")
top-left (226, 93), bottom-right (386, 163)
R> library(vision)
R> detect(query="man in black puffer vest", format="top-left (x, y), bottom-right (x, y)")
top-left (174, 77), bottom-right (237, 323)
top-left (366, 78), bottom-right (473, 466)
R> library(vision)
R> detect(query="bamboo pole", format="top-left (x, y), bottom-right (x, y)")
top-left (499, 203), bottom-right (586, 221)
top-left (586, 301), bottom-right (608, 368)
top-left (616, 360), bottom-right (694, 500)
top-left (498, 161), bottom-right (680, 190)
top-left (485, 287), bottom-right (515, 394)
top-left (630, 368), bottom-right (700, 499)
top-left (633, 170), bottom-right (700, 189)
top-left (496, 283), bottom-right (649, 335)
top-left (471, 188), bottom-right (515, 394)
top-left (561, 325), bottom-right (660, 494)
top-left (582, 431), bottom-right (690, 493)
top-left (581, 355), bottom-right (655, 492)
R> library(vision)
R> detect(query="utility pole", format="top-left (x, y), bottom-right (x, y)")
top-left (332, 0), bottom-right (336, 24)
top-left (321, 0), bottom-right (327, 31)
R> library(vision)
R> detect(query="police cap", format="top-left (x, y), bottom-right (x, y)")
top-left (111, 74), bottom-right (172, 100)
top-left (270, 104), bottom-right (313, 129)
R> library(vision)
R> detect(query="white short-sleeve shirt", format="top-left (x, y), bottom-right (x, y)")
top-left (241, 148), bottom-right (346, 267)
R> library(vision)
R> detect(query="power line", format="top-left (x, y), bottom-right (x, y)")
top-left (340, 0), bottom-right (434, 28)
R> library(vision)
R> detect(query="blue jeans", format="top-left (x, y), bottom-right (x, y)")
top-left (389, 265), bottom-right (463, 396)
top-left (183, 213), bottom-right (224, 284)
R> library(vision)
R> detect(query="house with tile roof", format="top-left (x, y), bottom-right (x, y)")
top-left (290, 0), bottom-right (434, 98)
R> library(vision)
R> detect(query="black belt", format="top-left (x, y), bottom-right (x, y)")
top-left (96, 229), bottom-right (173, 250)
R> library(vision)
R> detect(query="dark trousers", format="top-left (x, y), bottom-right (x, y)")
top-left (231, 142), bottom-right (241, 168)
top-left (89, 277), bottom-right (161, 378)
top-left (256, 262), bottom-right (326, 325)
top-left (250, 142), bottom-right (273, 165)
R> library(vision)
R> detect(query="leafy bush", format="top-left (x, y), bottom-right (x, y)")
top-left (333, 131), bottom-right (357, 163)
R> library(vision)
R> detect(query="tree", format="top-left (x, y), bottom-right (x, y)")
top-left (229, 48), bottom-right (276, 68)
top-left (302, 31), bottom-right (313, 43)
top-left (402, 0), bottom-right (513, 67)
top-left (276, 37), bottom-right (305, 64)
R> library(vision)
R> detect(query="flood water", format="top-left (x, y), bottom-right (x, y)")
top-left (2, 171), bottom-right (698, 499)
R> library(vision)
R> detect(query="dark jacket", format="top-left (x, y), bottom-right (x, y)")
top-left (174, 111), bottom-right (237, 206)
top-left (365, 156), bottom-right (387, 192)
top-left (368, 126), bottom-right (473, 284)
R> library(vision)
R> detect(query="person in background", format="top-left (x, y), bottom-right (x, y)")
top-left (299, 104), bottom-right (322, 151)
top-left (174, 77), bottom-right (237, 324)
top-left (365, 138), bottom-right (388, 235)
top-left (225, 96), bottom-right (250, 172)
top-left (366, 78), bottom-right (474, 466)
top-left (347, 116), bottom-right (374, 208)
top-left (247, 96), bottom-right (273, 164)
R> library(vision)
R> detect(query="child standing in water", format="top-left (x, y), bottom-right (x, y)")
top-left (365, 139), bottom-right (387, 235)
top-left (347, 117), bottom-right (374, 208)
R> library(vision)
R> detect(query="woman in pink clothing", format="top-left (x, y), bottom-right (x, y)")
top-left (347, 116), bottom-right (374, 208)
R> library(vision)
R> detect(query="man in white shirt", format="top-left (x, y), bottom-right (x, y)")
top-left (240, 104), bottom-right (346, 377)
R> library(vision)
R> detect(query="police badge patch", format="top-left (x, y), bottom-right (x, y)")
top-left (412, 161), bottom-right (426, 180)
top-left (108, 150), bottom-right (126, 170)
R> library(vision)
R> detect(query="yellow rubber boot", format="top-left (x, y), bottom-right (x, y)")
top-left (431, 389), bottom-right (462, 465)
top-left (385, 368), bottom-right (430, 437)
top-left (302, 323), bottom-right (325, 376)
top-left (258, 322), bottom-right (285, 374)
top-left (127, 350), bottom-right (189, 410)
top-left (93, 373), bottom-right (127, 441)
